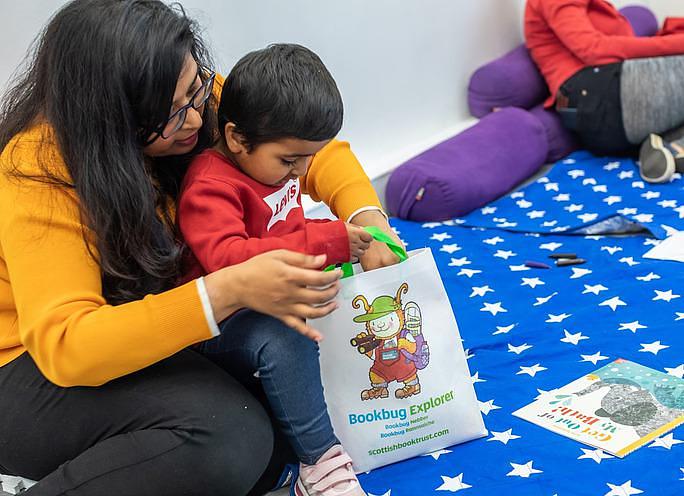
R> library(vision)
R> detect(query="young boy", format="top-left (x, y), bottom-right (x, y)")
top-left (178, 44), bottom-right (369, 496)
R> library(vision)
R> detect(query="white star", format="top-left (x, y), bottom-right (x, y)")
top-left (508, 343), bottom-right (533, 355)
top-left (481, 206), bottom-right (497, 215)
top-left (653, 289), bottom-right (681, 302)
top-left (593, 185), bottom-right (608, 193)
top-left (618, 321), bottom-right (646, 333)
top-left (422, 222), bottom-right (442, 229)
top-left (527, 210), bottom-right (545, 219)
top-left (581, 352), bottom-right (609, 365)
top-left (618, 257), bottom-right (639, 266)
top-left (537, 177), bottom-right (550, 184)
top-left (544, 182), bottom-right (559, 191)
top-left (568, 169), bottom-right (585, 179)
top-left (483, 236), bottom-right (504, 245)
top-left (675, 206), bottom-right (684, 219)
top-left (534, 292), bottom-right (558, 306)
top-left (553, 193), bottom-right (570, 201)
top-left (677, 312), bottom-right (684, 321)
top-left (507, 461), bottom-right (542, 478)
top-left (516, 199), bottom-right (533, 209)
top-left (658, 199), bottom-right (678, 208)
top-left (521, 277), bottom-right (545, 288)
top-left (603, 196), bottom-right (622, 205)
top-left (481, 302), bottom-right (507, 316)
top-left (494, 250), bottom-right (516, 260)
top-left (604, 161), bottom-right (621, 171)
top-left (368, 492), bottom-right (391, 496)
top-left (511, 191), bottom-right (525, 198)
top-left (618, 207), bottom-right (638, 216)
top-left (496, 221), bottom-right (518, 228)
top-left (680, 468), bottom-right (684, 481)
top-left (632, 213), bottom-right (654, 223)
top-left (436, 473), bottom-right (472, 492)
top-left (487, 429), bottom-right (521, 444)
top-left (423, 448), bottom-right (453, 460)
top-left (636, 272), bottom-right (660, 282)
top-left (534, 388), bottom-right (561, 401)
top-left (471, 371), bottom-right (486, 384)
top-left (583, 178), bottom-right (597, 186)
top-left (604, 480), bottom-right (643, 496)
top-left (440, 243), bottom-right (462, 254)
top-left (639, 340), bottom-right (669, 355)
top-left (561, 329), bottom-right (589, 345)
top-left (539, 242), bottom-right (563, 251)
top-left (509, 264), bottom-right (531, 272)
top-left (443, 219), bottom-right (465, 226)
top-left (631, 180), bottom-right (645, 188)
top-left (578, 448), bottom-right (614, 464)
top-left (493, 324), bottom-right (516, 335)
top-left (665, 364), bottom-right (684, 379)
top-left (601, 246), bottom-right (623, 255)
top-left (457, 268), bottom-right (482, 278)
top-left (619, 170), bottom-right (635, 180)
top-left (470, 285), bottom-right (494, 298)
top-left (546, 313), bottom-right (572, 323)
top-left (642, 191), bottom-right (660, 200)
top-left (565, 203), bottom-right (584, 213)
top-left (599, 296), bottom-right (627, 311)
top-left (578, 213), bottom-right (599, 223)
top-left (649, 433), bottom-right (683, 450)
top-left (517, 364), bottom-right (547, 377)
top-left (583, 284), bottom-right (608, 295)
top-left (478, 399), bottom-right (501, 415)
top-left (448, 257), bottom-right (471, 267)
top-left (431, 232), bottom-right (452, 241)
top-left (571, 267), bottom-right (592, 279)
top-left (542, 220), bottom-right (558, 227)
top-left (643, 238), bottom-right (660, 246)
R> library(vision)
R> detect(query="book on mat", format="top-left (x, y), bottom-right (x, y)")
top-left (513, 358), bottom-right (684, 457)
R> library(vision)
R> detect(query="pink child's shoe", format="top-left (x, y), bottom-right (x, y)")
top-left (294, 445), bottom-right (366, 496)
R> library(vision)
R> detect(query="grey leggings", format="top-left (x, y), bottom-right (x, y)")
top-left (621, 54), bottom-right (684, 144)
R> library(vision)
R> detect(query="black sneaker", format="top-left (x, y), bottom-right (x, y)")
top-left (639, 133), bottom-right (677, 183)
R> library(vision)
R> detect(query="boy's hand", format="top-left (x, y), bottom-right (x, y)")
top-left (350, 210), bottom-right (406, 271)
top-left (345, 223), bottom-right (373, 260)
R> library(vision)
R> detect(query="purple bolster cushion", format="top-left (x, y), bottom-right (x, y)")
top-left (528, 104), bottom-right (578, 163)
top-left (620, 5), bottom-right (659, 37)
top-left (386, 108), bottom-right (548, 221)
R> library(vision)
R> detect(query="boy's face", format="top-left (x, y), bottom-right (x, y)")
top-left (226, 126), bottom-right (331, 187)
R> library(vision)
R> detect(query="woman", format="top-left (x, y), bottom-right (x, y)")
top-left (525, 0), bottom-right (684, 183)
top-left (0, 1), bottom-right (400, 494)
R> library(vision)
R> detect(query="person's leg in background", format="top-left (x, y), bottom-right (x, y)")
top-left (621, 54), bottom-right (684, 182)
top-left (0, 350), bottom-right (273, 496)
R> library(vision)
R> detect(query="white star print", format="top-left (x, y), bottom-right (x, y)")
top-left (593, 185), bottom-right (608, 193)
top-left (511, 191), bottom-right (525, 198)
top-left (618, 321), bottom-right (646, 333)
top-left (509, 264), bottom-right (531, 272)
top-left (423, 448), bottom-right (453, 460)
top-left (581, 352), bottom-right (609, 365)
top-left (478, 399), bottom-right (501, 415)
top-left (448, 257), bottom-right (471, 267)
top-left (516, 199), bottom-right (533, 209)
top-left (583, 178), bottom-right (597, 186)
top-left (578, 213), bottom-right (599, 223)
top-left (601, 246), bottom-right (623, 255)
top-left (443, 219), bottom-right (465, 226)
top-left (565, 204), bottom-right (584, 213)
top-left (546, 313), bottom-right (572, 323)
top-left (553, 193), bottom-right (570, 201)
top-left (653, 289), bottom-right (680, 302)
top-left (534, 292), bottom-right (558, 306)
top-left (675, 206), bottom-right (684, 219)
top-left (496, 221), bottom-right (518, 228)
top-left (618, 170), bottom-right (634, 180)
top-left (617, 207), bottom-right (638, 215)
top-left (534, 388), bottom-right (560, 401)
top-left (658, 199), bottom-right (677, 208)
top-left (542, 220), bottom-right (558, 227)
top-left (368, 491), bottom-right (391, 496)
top-left (619, 257), bottom-right (639, 266)
top-left (508, 343), bottom-right (533, 355)
top-left (603, 196), bottom-right (622, 205)
top-left (527, 210), bottom-right (545, 219)
top-left (636, 272), bottom-right (660, 282)
top-left (665, 364), bottom-right (684, 379)
top-left (583, 284), bottom-right (608, 295)
top-left (422, 222), bottom-right (442, 229)
top-left (604, 480), bottom-right (643, 496)
top-left (483, 236), bottom-right (504, 245)
top-left (631, 180), bottom-right (645, 188)
top-left (471, 372), bottom-right (486, 384)
top-left (480, 302), bottom-right (507, 316)
top-left (643, 238), bottom-right (660, 246)
top-left (436, 473), bottom-right (471, 492)
top-left (604, 161), bottom-right (621, 171)
top-left (680, 468), bottom-right (684, 481)
top-left (639, 340), bottom-right (669, 355)
top-left (570, 267), bottom-right (592, 279)
top-left (599, 296), bottom-right (627, 311)
top-left (506, 461), bottom-right (542, 478)
top-left (568, 169), bottom-right (585, 179)
top-left (521, 277), bottom-right (545, 288)
top-left (457, 268), bottom-right (482, 278)
top-left (481, 206), bottom-right (497, 215)
top-left (544, 182), bottom-right (559, 191)
top-left (649, 433), bottom-right (683, 449)
top-left (487, 429), bottom-right (521, 444)
top-left (641, 191), bottom-right (660, 200)
top-left (578, 448), bottom-right (613, 464)
top-left (440, 243), bottom-right (461, 254)
top-left (676, 312), bottom-right (684, 321)
top-left (431, 232), bottom-right (452, 241)
top-left (494, 250), bottom-right (516, 260)
top-left (632, 213), bottom-right (654, 223)
top-left (561, 329), bottom-right (589, 345)
top-left (539, 242), bottom-right (563, 251)
top-left (517, 364), bottom-right (547, 377)
top-left (470, 285), bottom-right (494, 297)
top-left (537, 177), bottom-right (549, 183)
top-left (493, 324), bottom-right (516, 335)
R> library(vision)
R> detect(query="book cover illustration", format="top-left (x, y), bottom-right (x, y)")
top-left (513, 358), bottom-right (684, 457)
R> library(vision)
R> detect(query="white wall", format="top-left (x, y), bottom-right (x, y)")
top-left (1, 0), bottom-right (682, 186)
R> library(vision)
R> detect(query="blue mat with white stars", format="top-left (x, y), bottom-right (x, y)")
top-left (357, 154), bottom-right (684, 496)
top-left (459, 151), bottom-right (684, 239)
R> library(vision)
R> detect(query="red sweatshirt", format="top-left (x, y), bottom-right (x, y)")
top-left (525, 0), bottom-right (684, 107)
top-left (178, 149), bottom-right (350, 279)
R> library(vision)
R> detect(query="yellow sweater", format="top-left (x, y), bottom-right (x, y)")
top-left (0, 122), bottom-right (380, 386)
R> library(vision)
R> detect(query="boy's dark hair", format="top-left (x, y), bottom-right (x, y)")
top-left (218, 43), bottom-right (343, 149)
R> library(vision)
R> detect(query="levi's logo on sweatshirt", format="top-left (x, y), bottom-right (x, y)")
top-left (263, 179), bottom-right (301, 231)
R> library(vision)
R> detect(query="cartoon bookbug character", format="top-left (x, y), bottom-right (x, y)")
top-left (350, 283), bottom-right (429, 400)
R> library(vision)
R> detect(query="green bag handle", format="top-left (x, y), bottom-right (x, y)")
top-left (324, 226), bottom-right (408, 278)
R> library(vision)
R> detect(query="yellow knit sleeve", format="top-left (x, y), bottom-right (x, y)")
top-left (0, 147), bottom-right (213, 386)
top-left (301, 140), bottom-right (383, 221)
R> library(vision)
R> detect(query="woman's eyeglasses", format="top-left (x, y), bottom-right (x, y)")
top-left (146, 69), bottom-right (216, 144)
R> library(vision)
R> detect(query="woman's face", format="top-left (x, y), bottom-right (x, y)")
top-left (143, 54), bottom-right (204, 157)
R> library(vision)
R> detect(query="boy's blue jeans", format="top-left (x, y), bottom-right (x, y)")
top-left (196, 309), bottom-right (339, 465)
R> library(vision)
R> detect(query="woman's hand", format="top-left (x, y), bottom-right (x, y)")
top-left (350, 210), bottom-right (405, 271)
top-left (204, 250), bottom-right (342, 342)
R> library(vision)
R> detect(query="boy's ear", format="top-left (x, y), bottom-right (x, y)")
top-left (224, 122), bottom-right (248, 154)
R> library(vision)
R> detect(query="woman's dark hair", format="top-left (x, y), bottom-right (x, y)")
top-left (0, 0), bottom-right (216, 305)
top-left (218, 43), bottom-right (343, 150)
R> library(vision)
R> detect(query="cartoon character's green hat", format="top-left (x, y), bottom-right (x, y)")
top-left (353, 295), bottom-right (401, 322)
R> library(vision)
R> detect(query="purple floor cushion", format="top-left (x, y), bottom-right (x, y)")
top-left (386, 107), bottom-right (548, 221)
top-left (528, 104), bottom-right (578, 163)
top-left (620, 5), bottom-right (659, 37)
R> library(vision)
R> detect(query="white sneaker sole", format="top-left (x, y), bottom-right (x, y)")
top-left (639, 134), bottom-right (675, 184)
